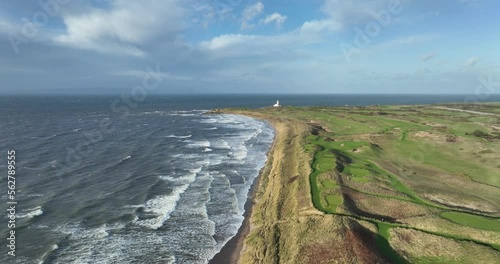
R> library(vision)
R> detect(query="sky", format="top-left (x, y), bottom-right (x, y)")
top-left (0, 0), bottom-right (499, 94)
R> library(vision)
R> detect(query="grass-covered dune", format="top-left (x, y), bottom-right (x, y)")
top-left (213, 103), bottom-right (500, 264)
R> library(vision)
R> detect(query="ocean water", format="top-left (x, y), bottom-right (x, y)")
top-left (0, 96), bottom-right (276, 263)
top-left (0, 94), bottom-right (499, 263)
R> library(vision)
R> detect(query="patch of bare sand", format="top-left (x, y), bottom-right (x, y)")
top-left (424, 122), bottom-right (448, 128)
top-left (411, 131), bottom-right (445, 141)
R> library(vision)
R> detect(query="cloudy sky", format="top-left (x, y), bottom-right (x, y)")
top-left (1, 0), bottom-right (499, 94)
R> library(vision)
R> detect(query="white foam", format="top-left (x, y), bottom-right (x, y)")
top-left (170, 113), bottom-right (196, 116)
top-left (120, 156), bottom-right (132, 162)
top-left (17, 206), bottom-right (43, 219)
top-left (135, 184), bottom-right (190, 230)
top-left (38, 244), bottom-right (59, 264)
top-left (200, 118), bottom-right (217, 124)
top-left (49, 160), bottom-right (58, 168)
top-left (186, 139), bottom-right (211, 148)
top-left (190, 166), bottom-right (204, 174)
top-left (124, 204), bottom-right (143, 208)
top-left (32, 224), bottom-right (49, 229)
top-left (203, 148), bottom-right (213, 152)
top-left (216, 116), bottom-right (238, 124)
top-left (28, 193), bottom-right (44, 197)
top-left (167, 255), bottom-right (176, 264)
top-left (210, 138), bottom-right (230, 149)
top-left (159, 173), bottom-right (196, 183)
top-left (159, 175), bottom-right (176, 181)
top-left (170, 153), bottom-right (203, 159)
top-left (202, 154), bottom-right (224, 166)
top-left (167, 134), bottom-right (192, 139)
top-left (55, 224), bottom-right (120, 263)
top-left (138, 167), bottom-right (201, 229)
top-left (61, 224), bottom-right (110, 240)
top-left (225, 124), bottom-right (246, 129)
top-left (142, 111), bottom-right (167, 115)
top-left (232, 145), bottom-right (248, 160)
top-left (53, 222), bottom-right (180, 263)
top-left (205, 127), bottom-right (218, 130)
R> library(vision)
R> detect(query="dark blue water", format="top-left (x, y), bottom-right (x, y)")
top-left (0, 96), bottom-right (276, 263)
top-left (0, 94), bottom-right (499, 263)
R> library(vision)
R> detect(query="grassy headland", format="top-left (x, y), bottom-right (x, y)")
top-left (212, 103), bottom-right (500, 263)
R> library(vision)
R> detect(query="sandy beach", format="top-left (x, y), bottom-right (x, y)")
top-left (209, 113), bottom-right (280, 264)
top-left (208, 110), bottom-right (321, 263)
top-left (208, 158), bottom-right (263, 264)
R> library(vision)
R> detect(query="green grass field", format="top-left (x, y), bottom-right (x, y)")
top-left (441, 212), bottom-right (500, 232)
top-left (251, 103), bottom-right (500, 263)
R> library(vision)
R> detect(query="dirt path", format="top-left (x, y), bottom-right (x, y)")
top-left (435, 106), bottom-right (496, 116)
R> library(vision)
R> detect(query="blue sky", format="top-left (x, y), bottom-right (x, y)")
top-left (0, 0), bottom-right (499, 94)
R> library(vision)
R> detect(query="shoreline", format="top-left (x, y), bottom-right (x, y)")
top-left (208, 109), bottom-right (315, 263)
top-left (209, 117), bottom-right (278, 264)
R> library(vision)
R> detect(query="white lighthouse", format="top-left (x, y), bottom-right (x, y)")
top-left (273, 100), bottom-right (281, 107)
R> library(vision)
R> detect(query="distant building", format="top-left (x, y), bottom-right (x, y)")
top-left (273, 100), bottom-right (281, 107)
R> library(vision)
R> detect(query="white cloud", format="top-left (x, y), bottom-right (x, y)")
top-left (54, 0), bottom-right (185, 56)
top-left (197, 30), bottom-right (323, 62)
top-left (295, 0), bottom-right (408, 36)
top-left (421, 52), bottom-right (436, 62)
top-left (199, 33), bottom-right (297, 53)
top-left (299, 19), bottom-right (342, 34)
top-left (262, 12), bottom-right (287, 29)
top-left (463, 57), bottom-right (480, 67)
top-left (191, 1), bottom-right (237, 27)
top-left (241, 2), bottom-right (264, 30)
top-left (200, 34), bottom-right (257, 50)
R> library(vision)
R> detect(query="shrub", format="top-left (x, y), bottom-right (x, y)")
top-left (472, 130), bottom-right (489, 137)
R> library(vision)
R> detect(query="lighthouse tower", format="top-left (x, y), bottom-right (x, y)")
top-left (273, 100), bottom-right (280, 107)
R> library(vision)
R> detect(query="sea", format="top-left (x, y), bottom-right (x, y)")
top-left (0, 94), bottom-right (499, 264)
